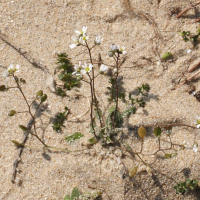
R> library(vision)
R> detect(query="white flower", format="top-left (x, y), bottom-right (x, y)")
top-left (94, 35), bottom-right (103, 45)
top-left (81, 63), bottom-right (93, 74)
top-left (69, 35), bottom-right (83, 49)
top-left (72, 61), bottom-right (82, 75)
top-left (118, 46), bottom-right (127, 54)
top-left (81, 35), bottom-right (89, 43)
top-left (193, 143), bottom-right (198, 153)
top-left (187, 49), bottom-right (192, 54)
top-left (3, 64), bottom-right (20, 77)
top-left (183, 140), bottom-right (190, 148)
top-left (196, 115), bottom-right (200, 128)
top-left (75, 26), bottom-right (87, 36)
top-left (113, 68), bottom-right (117, 73)
top-left (110, 44), bottom-right (117, 51)
top-left (99, 64), bottom-right (108, 73)
top-left (108, 44), bottom-right (118, 57)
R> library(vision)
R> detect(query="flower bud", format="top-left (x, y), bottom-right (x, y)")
top-left (110, 44), bottom-right (117, 51)
top-left (94, 35), bottom-right (103, 45)
top-left (108, 51), bottom-right (115, 57)
top-left (99, 64), bottom-right (108, 73)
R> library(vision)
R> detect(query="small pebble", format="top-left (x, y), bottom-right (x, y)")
top-left (187, 49), bottom-right (192, 54)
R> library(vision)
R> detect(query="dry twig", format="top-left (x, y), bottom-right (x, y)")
top-left (177, 1), bottom-right (200, 18)
top-left (176, 68), bottom-right (200, 89)
top-left (188, 60), bottom-right (200, 73)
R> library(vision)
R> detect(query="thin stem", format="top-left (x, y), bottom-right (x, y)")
top-left (136, 153), bottom-right (147, 166)
top-left (17, 111), bottom-right (29, 114)
top-left (87, 73), bottom-right (97, 139)
top-left (168, 134), bottom-right (173, 148)
top-left (113, 53), bottom-right (120, 128)
top-left (29, 98), bottom-right (36, 107)
top-left (140, 138), bottom-right (144, 153)
top-left (13, 75), bottom-right (33, 118)
top-left (28, 131), bottom-right (47, 146)
top-left (85, 40), bottom-right (103, 128)
top-left (158, 137), bottom-right (161, 149)
top-left (13, 74), bottom-right (39, 135)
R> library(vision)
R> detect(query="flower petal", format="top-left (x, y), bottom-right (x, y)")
top-left (70, 44), bottom-right (77, 49)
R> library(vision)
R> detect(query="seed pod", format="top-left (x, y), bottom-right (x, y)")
top-left (19, 125), bottom-right (28, 131)
top-left (36, 90), bottom-right (43, 99)
top-left (162, 52), bottom-right (172, 60)
top-left (129, 166), bottom-right (138, 178)
top-left (154, 127), bottom-right (162, 137)
top-left (41, 94), bottom-right (47, 103)
top-left (138, 126), bottom-right (146, 139)
top-left (8, 110), bottom-right (17, 116)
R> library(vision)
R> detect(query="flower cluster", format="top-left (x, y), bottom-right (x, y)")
top-left (72, 62), bottom-right (108, 76)
top-left (72, 62), bottom-right (93, 76)
top-left (70, 26), bottom-right (89, 49)
top-left (2, 64), bottom-right (20, 77)
top-left (108, 44), bottom-right (127, 57)
top-left (70, 26), bottom-right (103, 49)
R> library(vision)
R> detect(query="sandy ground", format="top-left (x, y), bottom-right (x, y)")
top-left (0, 0), bottom-right (200, 199)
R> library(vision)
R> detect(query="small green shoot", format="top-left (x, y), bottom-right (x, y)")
top-left (52, 107), bottom-right (69, 132)
top-left (174, 179), bottom-right (198, 195)
top-left (65, 132), bottom-right (84, 143)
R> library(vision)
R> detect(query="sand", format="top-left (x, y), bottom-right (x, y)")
top-left (0, 0), bottom-right (200, 199)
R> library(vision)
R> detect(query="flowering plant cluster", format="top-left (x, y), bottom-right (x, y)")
top-left (1, 26), bottom-right (199, 198)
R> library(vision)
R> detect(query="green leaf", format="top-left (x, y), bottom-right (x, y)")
top-left (0, 85), bottom-right (8, 91)
top-left (142, 83), bottom-right (150, 92)
top-left (58, 73), bottom-right (65, 80)
top-left (115, 111), bottom-right (123, 128)
top-left (65, 107), bottom-right (69, 111)
top-left (63, 195), bottom-right (71, 200)
top-left (129, 93), bottom-right (132, 100)
top-left (11, 140), bottom-right (24, 148)
top-left (123, 107), bottom-right (136, 118)
top-left (162, 52), bottom-right (172, 60)
top-left (71, 187), bottom-right (80, 200)
top-left (154, 127), bottom-right (161, 137)
top-left (41, 94), bottom-right (47, 103)
top-left (36, 90), bottom-right (43, 98)
top-left (108, 106), bottom-right (115, 114)
top-left (8, 110), bottom-right (17, 116)
top-left (88, 137), bottom-right (98, 144)
top-left (65, 132), bottom-right (84, 143)
top-left (19, 125), bottom-right (28, 131)
top-left (56, 87), bottom-right (66, 97)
